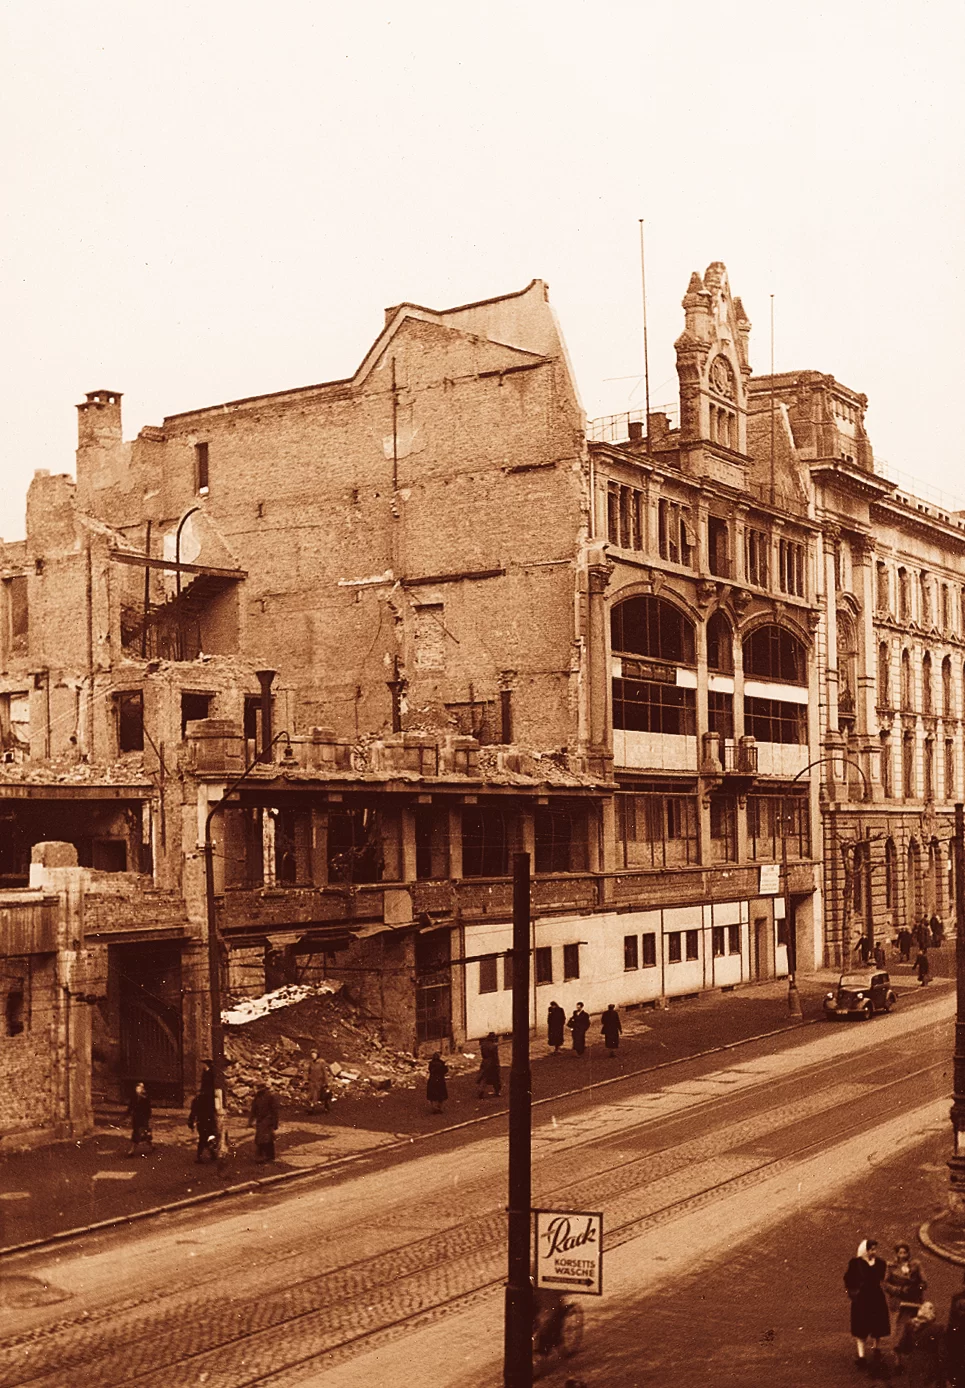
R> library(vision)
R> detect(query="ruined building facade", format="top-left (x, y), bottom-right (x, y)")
top-left (0, 263), bottom-right (953, 1144)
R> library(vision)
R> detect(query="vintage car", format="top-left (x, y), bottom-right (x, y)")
top-left (823, 970), bottom-right (897, 1020)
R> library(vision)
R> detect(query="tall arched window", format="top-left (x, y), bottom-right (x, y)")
top-left (943, 656), bottom-right (953, 718)
top-left (706, 610), bottom-right (734, 674)
top-left (922, 651), bottom-right (933, 715)
top-left (877, 642), bottom-right (891, 708)
top-left (837, 613), bottom-right (857, 728)
top-left (902, 730), bottom-right (915, 798)
top-left (900, 649), bottom-right (913, 712)
top-left (610, 596), bottom-right (696, 736)
top-left (943, 584), bottom-right (950, 632)
top-left (885, 838), bottom-right (897, 910)
top-left (907, 839), bottom-right (922, 925)
top-left (742, 625), bottom-right (806, 683)
top-left (898, 568), bottom-right (910, 622)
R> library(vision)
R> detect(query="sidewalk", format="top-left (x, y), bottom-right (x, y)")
top-left (0, 956), bottom-right (952, 1257)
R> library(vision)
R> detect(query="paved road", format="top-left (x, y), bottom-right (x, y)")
top-left (0, 989), bottom-right (954, 1388)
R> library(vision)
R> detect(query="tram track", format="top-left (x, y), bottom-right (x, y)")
top-left (0, 1053), bottom-right (949, 1388)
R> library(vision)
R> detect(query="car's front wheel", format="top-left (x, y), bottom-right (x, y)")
top-left (883, 992), bottom-right (897, 1013)
top-left (862, 1003), bottom-right (873, 1020)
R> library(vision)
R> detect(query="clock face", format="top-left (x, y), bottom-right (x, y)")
top-left (710, 356), bottom-right (734, 399)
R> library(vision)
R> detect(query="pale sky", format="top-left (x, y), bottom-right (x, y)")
top-left (1, 0), bottom-right (962, 539)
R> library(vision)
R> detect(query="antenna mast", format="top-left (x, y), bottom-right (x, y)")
top-left (639, 220), bottom-right (652, 452)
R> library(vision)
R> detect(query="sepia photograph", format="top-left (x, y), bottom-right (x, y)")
top-left (1, 2), bottom-right (964, 1384)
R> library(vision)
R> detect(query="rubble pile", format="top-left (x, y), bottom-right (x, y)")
top-left (220, 984), bottom-right (478, 1114)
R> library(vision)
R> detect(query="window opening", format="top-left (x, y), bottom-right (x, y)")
top-left (535, 946), bottom-right (553, 984)
top-left (745, 528), bottom-right (769, 587)
top-left (462, 807), bottom-right (510, 877)
top-left (742, 625), bottom-right (805, 683)
top-left (624, 935), bottom-right (639, 970)
top-left (195, 442), bottom-right (210, 494)
top-left (563, 943), bottom-right (580, 980)
top-left (116, 690), bottom-right (144, 753)
top-left (641, 933), bottom-right (656, 968)
top-left (478, 955), bottom-right (498, 994)
top-left (181, 691), bottom-right (213, 738)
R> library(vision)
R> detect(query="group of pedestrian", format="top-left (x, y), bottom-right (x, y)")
top-left (547, 1001), bottom-right (623, 1057)
top-left (844, 1237), bottom-right (965, 1382)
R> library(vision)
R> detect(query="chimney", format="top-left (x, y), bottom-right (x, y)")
top-left (627, 419), bottom-right (645, 445)
top-left (76, 390), bottom-right (123, 449)
top-left (255, 670), bottom-right (276, 762)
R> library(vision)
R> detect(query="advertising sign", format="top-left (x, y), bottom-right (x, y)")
top-left (534, 1209), bottom-right (603, 1296)
top-left (758, 863), bottom-right (781, 895)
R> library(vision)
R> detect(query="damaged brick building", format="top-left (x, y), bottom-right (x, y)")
top-left (1, 263), bottom-right (955, 1145)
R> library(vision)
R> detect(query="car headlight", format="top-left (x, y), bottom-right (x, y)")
top-left (855, 992), bottom-right (864, 999)
top-left (825, 992), bottom-right (834, 1000)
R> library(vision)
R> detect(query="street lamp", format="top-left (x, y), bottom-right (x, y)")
top-left (203, 728), bottom-right (292, 1163)
top-left (920, 801), bottom-right (965, 1262)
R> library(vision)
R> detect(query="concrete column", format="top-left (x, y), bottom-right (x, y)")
top-left (401, 806), bottom-right (418, 882)
top-left (311, 808), bottom-right (329, 885)
top-left (448, 805), bottom-right (463, 880)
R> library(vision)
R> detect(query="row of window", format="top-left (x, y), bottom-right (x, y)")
top-left (479, 942), bottom-right (582, 993)
top-left (612, 600), bottom-right (807, 682)
top-left (878, 646), bottom-right (964, 719)
top-left (880, 731), bottom-right (960, 802)
top-left (605, 499), bottom-right (806, 598)
top-left (615, 789), bottom-right (811, 869)
top-left (875, 561), bottom-right (965, 634)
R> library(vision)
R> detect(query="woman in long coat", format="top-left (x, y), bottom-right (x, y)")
top-left (601, 1004), bottom-right (622, 1057)
top-left (547, 1001), bottom-right (566, 1054)
top-left (426, 1053), bottom-right (448, 1114)
top-left (477, 1033), bottom-right (502, 1098)
top-left (844, 1238), bottom-right (891, 1366)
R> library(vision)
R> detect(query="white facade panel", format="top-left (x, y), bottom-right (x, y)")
top-left (613, 730), bottom-right (699, 770)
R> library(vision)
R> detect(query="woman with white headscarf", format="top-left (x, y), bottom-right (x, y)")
top-left (844, 1238), bottom-right (891, 1367)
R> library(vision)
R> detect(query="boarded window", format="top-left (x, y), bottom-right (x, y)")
top-left (414, 603), bottom-right (446, 670)
top-left (563, 943), bottom-right (580, 980)
top-left (685, 929), bottom-right (699, 961)
top-left (667, 932), bottom-right (682, 963)
top-left (478, 955), bottom-right (498, 994)
top-left (535, 946), bottom-right (553, 984)
top-left (642, 933), bottom-right (656, 968)
top-left (624, 934), bottom-right (639, 970)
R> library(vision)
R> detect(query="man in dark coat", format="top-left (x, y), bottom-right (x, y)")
top-left (247, 1080), bottom-right (280, 1163)
top-left (125, 1081), bottom-right (153, 1157)
top-left (915, 947), bottom-right (931, 986)
top-left (601, 1004), bottom-right (622, 1057)
top-left (930, 913), bottom-right (944, 948)
top-left (547, 1001), bottom-right (566, 1054)
top-left (567, 1003), bottom-right (591, 1056)
top-left (844, 1238), bottom-right (891, 1368)
top-left (188, 1059), bottom-right (217, 1161)
top-left (898, 928), bottom-right (913, 963)
top-left (426, 1053), bottom-right (448, 1114)
top-left (477, 1033), bottom-right (502, 1098)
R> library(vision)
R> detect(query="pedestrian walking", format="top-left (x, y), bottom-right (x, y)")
top-left (899, 928), bottom-right (913, 964)
top-left (916, 947), bottom-right (932, 986)
top-left (476, 1032), bottom-right (502, 1098)
top-left (426, 1052), bottom-right (448, 1114)
top-left (547, 1000), bottom-right (566, 1054)
top-left (885, 1241), bottom-right (928, 1338)
top-left (894, 1302), bottom-right (945, 1386)
top-left (918, 918), bottom-right (931, 951)
top-left (567, 1002), bottom-right (591, 1056)
top-left (946, 1268), bottom-right (965, 1386)
top-left (931, 913), bottom-right (945, 948)
top-left (125, 1081), bottom-right (153, 1157)
top-left (304, 1049), bottom-right (332, 1113)
top-left (844, 1238), bottom-right (891, 1370)
top-left (855, 934), bottom-right (871, 964)
top-left (187, 1059), bottom-right (218, 1162)
top-left (247, 1079), bottom-right (280, 1163)
top-left (873, 941), bottom-right (886, 969)
top-left (600, 1003), bottom-right (622, 1057)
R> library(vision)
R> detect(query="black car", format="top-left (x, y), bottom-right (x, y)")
top-left (823, 970), bottom-right (897, 1020)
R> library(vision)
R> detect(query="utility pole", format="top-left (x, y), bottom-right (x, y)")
top-left (503, 852), bottom-right (533, 1388)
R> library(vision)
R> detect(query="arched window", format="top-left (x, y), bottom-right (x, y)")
top-left (922, 651), bottom-right (933, 716)
top-left (907, 839), bottom-right (922, 924)
top-left (611, 596), bottom-right (696, 737)
top-left (898, 568), bottom-right (910, 622)
top-left (921, 571), bottom-right (932, 626)
top-left (877, 642), bottom-right (891, 708)
top-left (880, 731), bottom-right (893, 797)
top-left (943, 656), bottom-right (952, 718)
top-left (885, 838), bottom-right (897, 910)
top-left (742, 625), bottom-right (806, 684)
top-left (930, 838), bottom-right (943, 914)
top-left (837, 613), bottom-right (857, 727)
top-left (902, 730), bottom-right (915, 798)
top-left (943, 584), bottom-right (950, 632)
top-left (706, 610), bottom-right (733, 674)
top-left (900, 650), bottom-right (913, 712)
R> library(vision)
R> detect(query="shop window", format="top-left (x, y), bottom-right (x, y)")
top-left (778, 538), bottom-right (805, 597)
top-left (712, 926), bottom-right (725, 957)
top-left (685, 929), bottom-right (699, 961)
top-left (616, 787), bottom-right (699, 868)
top-left (181, 691), bottom-right (213, 737)
top-left (563, 943), bottom-right (580, 980)
top-left (534, 806), bottom-right (589, 873)
top-left (708, 518), bottom-right (730, 578)
top-left (642, 933), bottom-right (657, 968)
top-left (747, 792), bottom-right (810, 859)
top-left (727, 924), bottom-right (740, 954)
top-left (273, 808), bottom-right (311, 885)
top-left (658, 499), bottom-right (694, 566)
top-left (744, 698), bottom-right (806, 745)
top-left (667, 932), bottom-right (682, 964)
top-left (535, 946), bottom-right (553, 984)
top-left (742, 625), bottom-right (805, 683)
top-left (706, 610), bottom-right (734, 674)
top-left (624, 935), bottom-right (639, 970)
top-left (462, 807), bottom-right (510, 877)
top-left (478, 955), bottom-right (498, 994)
top-left (745, 528), bottom-right (769, 588)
